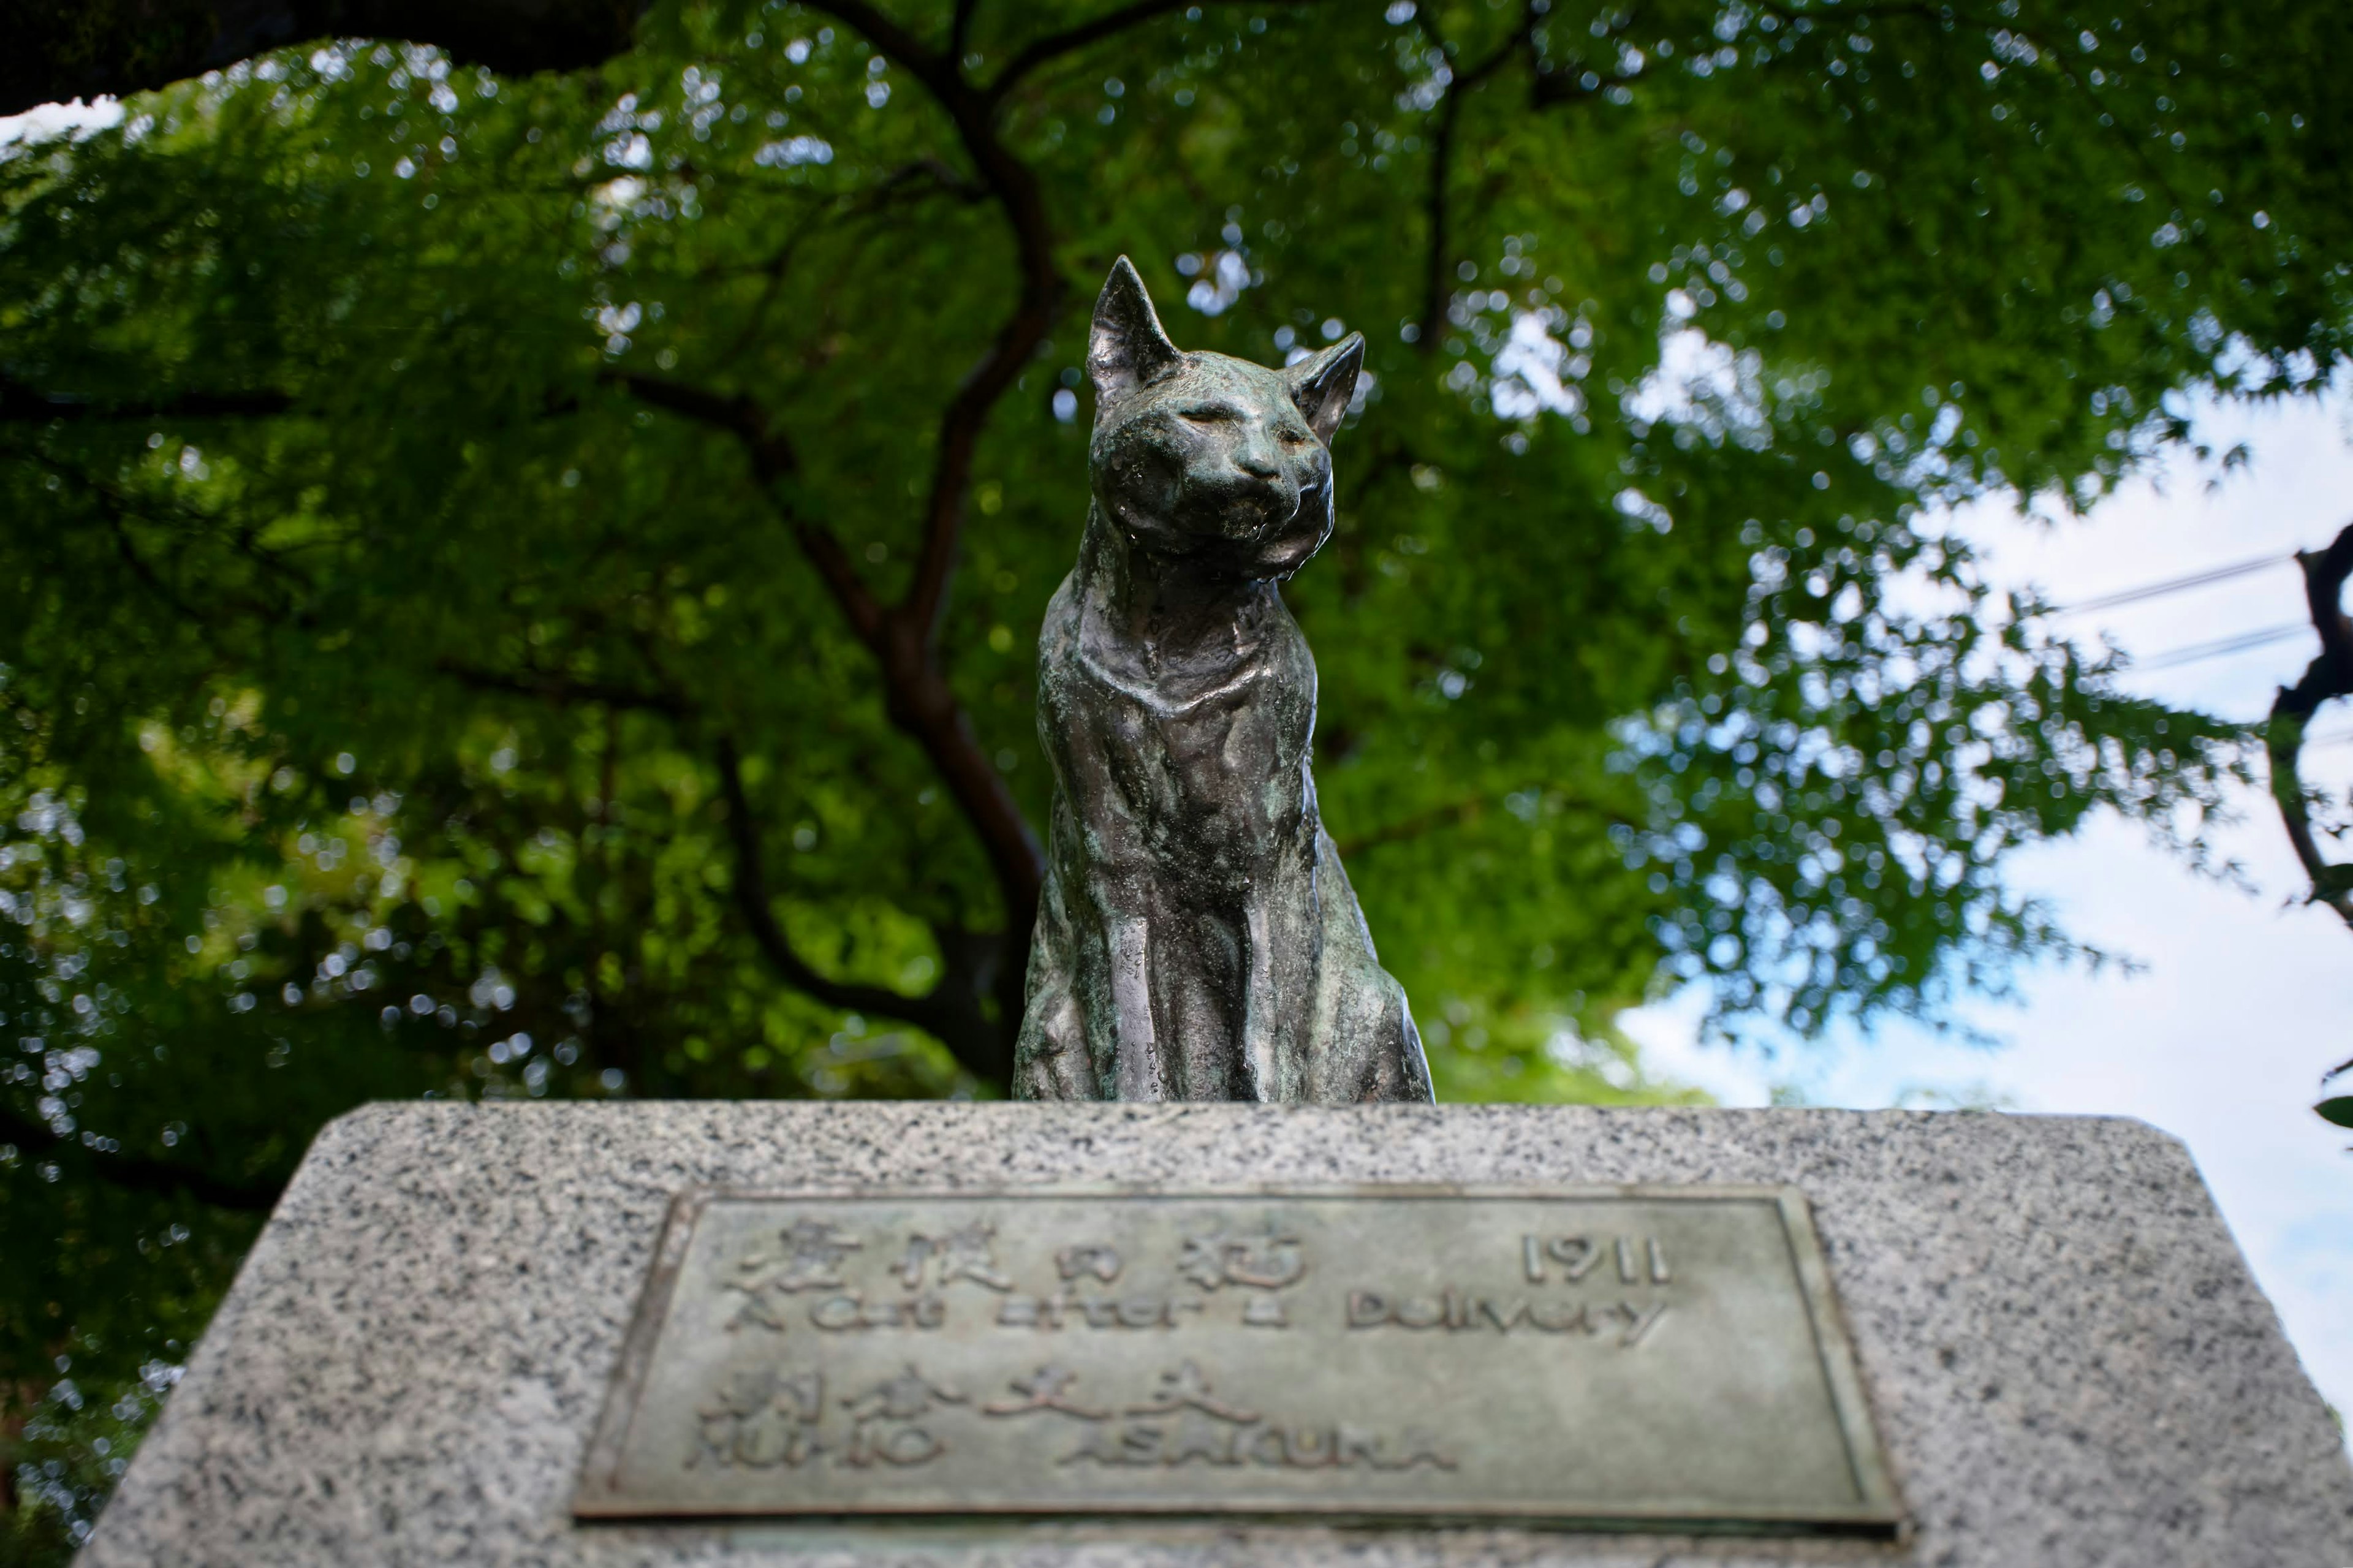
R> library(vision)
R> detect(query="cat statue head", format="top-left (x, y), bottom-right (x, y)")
top-left (1086, 256), bottom-right (1364, 582)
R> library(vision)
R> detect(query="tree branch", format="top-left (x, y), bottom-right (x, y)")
top-left (950, 0), bottom-right (983, 67)
top-left (0, 374), bottom-right (294, 425)
top-left (870, 619), bottom-right (1047, 924)
top-left (1337, 789), bottom-right (1635, 858)
top-left (985, 0), bottom-right (1324, 99)
top-left (809, 2), bottom-right (1066, 655)
top-left (1528, 62), bottom-right (1646, 107)
top-left (604, 369), bottom-right (887, 646)
top-left (799, 1), bottom-right (1058, 934)
top-left (15, 450), bottom-right (210, 623)
top-left (1411, 12), bottom-right (1534, 350)
top-left (0, 1104), bottom-right (286, 1213)
top-left (1733, 0), bottom-right (2207, 246)
top-left (871, 156), bottom-right (990, 204)
top-left (1338, 795), bottom-right (1494, 858)
top-left (985, 0), bottom-right (1192, 97)
top-left (2266, 519), bottom-right (2353, 927)
top-left (438, 631), bottom-right (1026, 1083)
top-left (715, 736), bottom-right (1012, 1085)
top-left (609, 363), bottom-right (1041, 949)
top-left (436, 658), bottom-right (689, 716)
top-left (601, 369), bottom-right (797, 483)
top-left (616, 6), bottom-right (1056, 1060)
top-left (5, 445), bottom-right (311, 625)
top-left (2, 0), bottom-right (650, 118)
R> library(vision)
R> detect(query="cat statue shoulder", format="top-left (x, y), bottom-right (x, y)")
top-left (1014, 257), bottom-right (1434, 1104)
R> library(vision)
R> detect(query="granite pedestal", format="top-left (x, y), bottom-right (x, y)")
top-left (80, 1104), bottom-right (2353, 1566)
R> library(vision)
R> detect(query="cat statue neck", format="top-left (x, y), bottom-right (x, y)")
top-left (1014, 256), bottom-right (1433, 1104)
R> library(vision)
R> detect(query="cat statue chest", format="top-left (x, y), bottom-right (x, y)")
top-left (1063, 561), bottom-right (1319, 884)
top-left (1015, 257), bottom-right (1433, 1105)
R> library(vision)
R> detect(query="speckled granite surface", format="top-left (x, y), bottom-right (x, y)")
top-left (80, 1104), bottom-right (2353, 1567)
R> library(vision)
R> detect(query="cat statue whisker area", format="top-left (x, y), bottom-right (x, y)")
top-left (1014, 256), bottom-right (1434, 1104)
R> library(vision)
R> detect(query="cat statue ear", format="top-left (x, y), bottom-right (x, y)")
top-left (1088, 256), bottom-right (1183, 403)
top-left (1285, 332), bottom-right (1365, 445)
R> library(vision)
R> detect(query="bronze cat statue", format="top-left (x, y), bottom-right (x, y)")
top-left (1013, 257), bottom-right (1433, 1104)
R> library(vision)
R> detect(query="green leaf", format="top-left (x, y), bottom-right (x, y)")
top-left (2317, 1097), bottom-right (2353, 1130)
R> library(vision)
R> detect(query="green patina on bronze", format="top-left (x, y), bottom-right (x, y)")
top-left (1016, 260), bottom-right (1431, 1103)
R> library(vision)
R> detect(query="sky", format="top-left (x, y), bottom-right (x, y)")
top-left (7, 91), bottom-right (2346, 1437)
top-left (1624, 382), bottom-right (2353, 1432)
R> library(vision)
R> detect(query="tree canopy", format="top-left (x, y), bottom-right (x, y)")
top-left (3, 0), bottom-right (2346, 1551)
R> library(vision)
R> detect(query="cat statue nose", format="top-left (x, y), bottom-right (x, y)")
top-left (1235, 448), bottom-right (1282, 480)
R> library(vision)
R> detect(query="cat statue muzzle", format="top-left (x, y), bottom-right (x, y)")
top-left (1013, 256), bottom-right (1435, 1104)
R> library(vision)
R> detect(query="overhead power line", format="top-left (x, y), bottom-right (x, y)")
top-left (2050, 551), bottom-right (2294, 616)
top-left (2133, 622), bottom-right (2311, 672)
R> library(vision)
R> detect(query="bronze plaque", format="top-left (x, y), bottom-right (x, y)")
top-left (574, 1185), bottom-right (1901, 1533)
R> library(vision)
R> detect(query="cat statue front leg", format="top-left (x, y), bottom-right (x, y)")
top-left (1012, 623), bottom-right (1173, 1100)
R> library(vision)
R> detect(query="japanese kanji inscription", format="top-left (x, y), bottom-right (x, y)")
top-left (574, 1186), bottom-right (1901, 1533)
